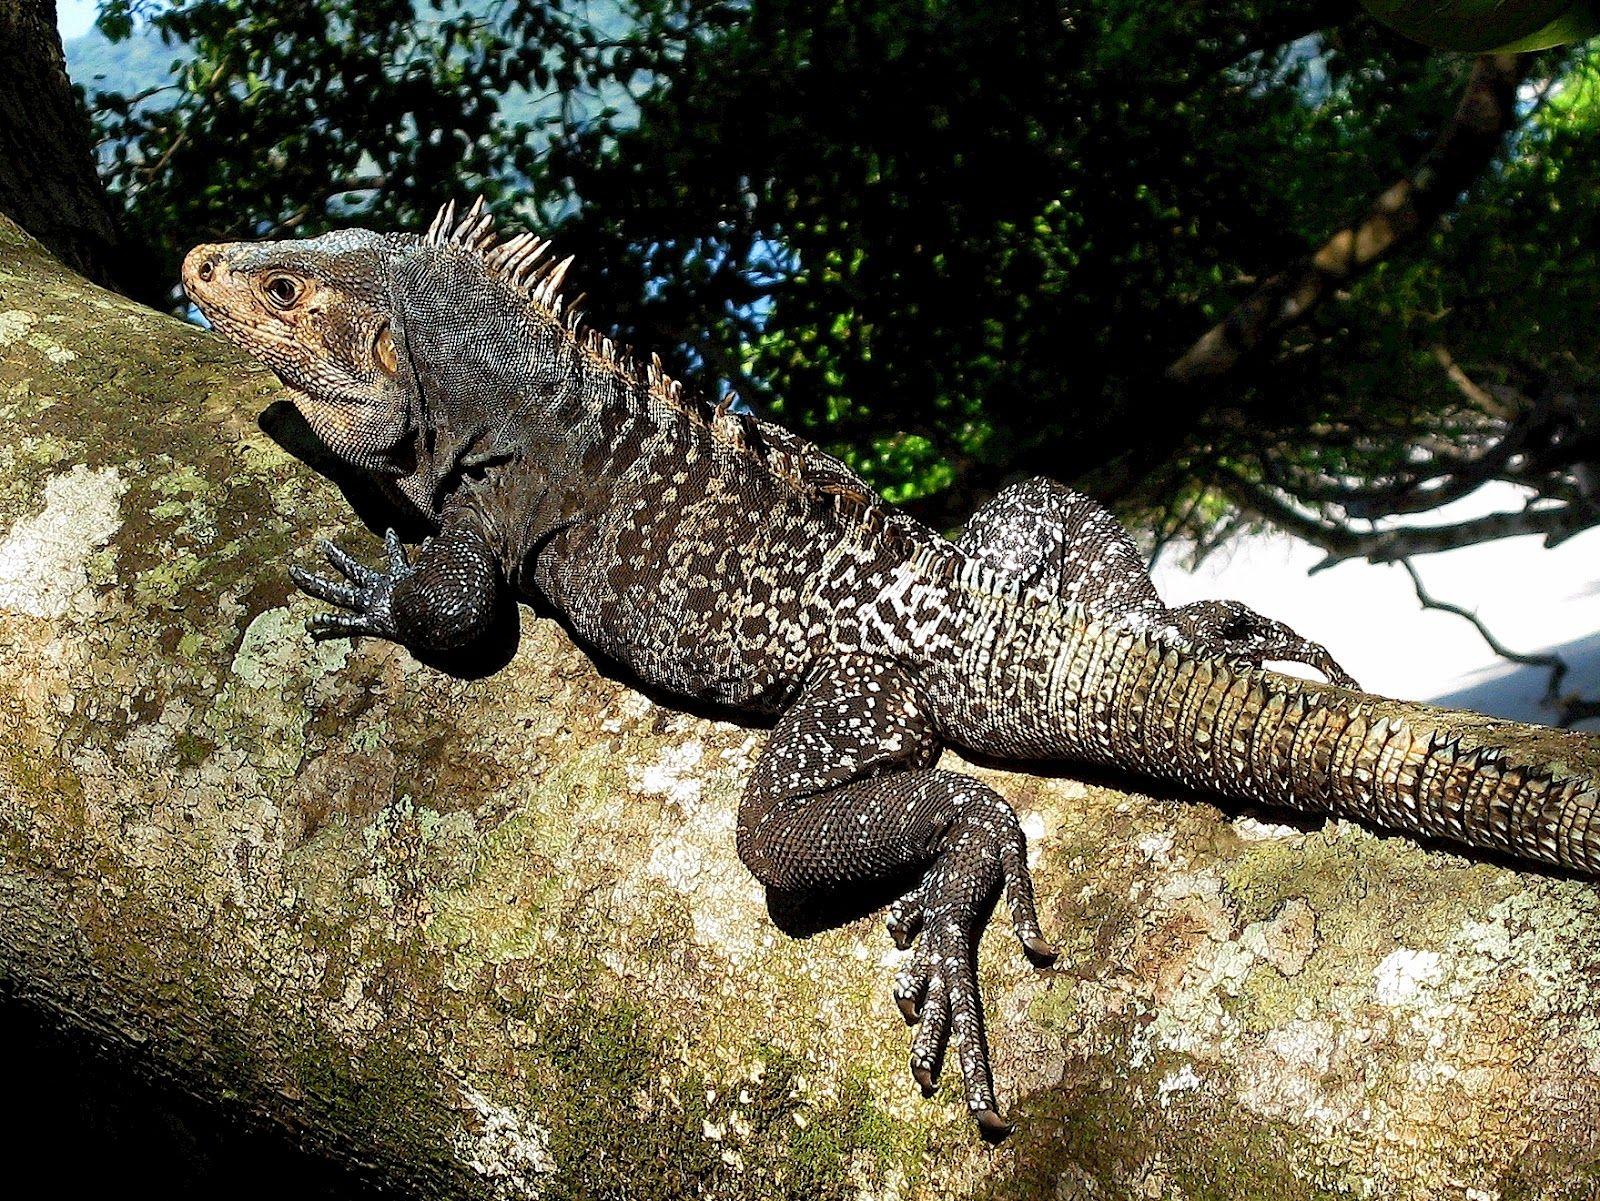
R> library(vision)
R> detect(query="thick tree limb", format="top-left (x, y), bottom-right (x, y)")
top-left (5, 219), bottom-right (1600, 1197)
top-left (0, 0), bottom-right (130, 292)
top-left (1166, 53), bottom-right (1527, 385)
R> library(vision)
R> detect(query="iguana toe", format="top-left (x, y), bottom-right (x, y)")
top-left (973, 1108), bottom-right (1015, 1143)
top-left (886, 879), bottom-right (927, 951)
top-left (1022, 936), bottom-right (1059, 966)
top-left (292, 533), bottom-right (415, 641)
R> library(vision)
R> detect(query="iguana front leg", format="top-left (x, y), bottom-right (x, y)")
top-left (738, 654), bottom-right (1056, 1140)
top-left (290, 508), bottom-right (505, 654)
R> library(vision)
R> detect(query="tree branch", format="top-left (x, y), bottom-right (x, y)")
top-left (1166, 53), bottom-right (1529, 385)
top-left (10, 216), bottom-right (1600, 1196)
top-left (1218, 466), bottom-right (1587, 566)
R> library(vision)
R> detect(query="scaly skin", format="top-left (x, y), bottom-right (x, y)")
top-left (182, 200), bottom-right (1599, 1141)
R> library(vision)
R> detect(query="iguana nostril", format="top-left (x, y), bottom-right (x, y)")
top-left (181, 245), bottom-right (222, 290)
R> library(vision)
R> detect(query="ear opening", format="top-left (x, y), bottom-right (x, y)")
top-left (374, 322), bottom-right (400, 376)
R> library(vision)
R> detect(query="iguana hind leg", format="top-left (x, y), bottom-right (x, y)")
top-left (737, 653), bottom-right (1055, 1140)
top-left (957, 476), bottom-right (1170, 627)
top-left (959, 477), bottom-right (1357, 685)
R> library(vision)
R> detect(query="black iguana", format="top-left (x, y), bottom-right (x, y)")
top-left (181, 200), bottom-right (1600, 1141)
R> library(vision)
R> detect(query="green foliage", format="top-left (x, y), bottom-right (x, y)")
top-left (67, 1), bottom-right (1600, 542)
top-left (82, 0), bottom-right (640, 302)
top-left (545, 1), bottom-right (1471, 506)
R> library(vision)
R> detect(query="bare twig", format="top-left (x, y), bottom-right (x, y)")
top-left (1399, 557), bottom-right (1599, 728)
top-left (1217, 467), bottom-right (1588, 566)
top-left (1400, 558), bottom-right (1566, 682)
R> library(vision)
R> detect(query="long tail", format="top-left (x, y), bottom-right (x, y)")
top-left (964, 602), bottom-right (1600, 875)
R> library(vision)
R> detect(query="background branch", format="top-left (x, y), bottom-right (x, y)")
top-left (1166, 53), bottom-right (1528, 385)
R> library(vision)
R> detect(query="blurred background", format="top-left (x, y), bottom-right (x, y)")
top-left (1, 0), bottom-right (1598, 1187)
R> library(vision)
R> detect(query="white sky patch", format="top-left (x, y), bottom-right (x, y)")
top-left (1153, 481), bottom-right (1600, 731)
top-left (56, 0), bottom-right (99, 40)
top-left (0, 465), bottom-right (127, 619)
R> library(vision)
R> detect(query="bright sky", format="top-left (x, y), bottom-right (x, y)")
top-left (1153, 481), bottom-right (1600, 731)
top-left (57, 0), bottom-right (99, 40)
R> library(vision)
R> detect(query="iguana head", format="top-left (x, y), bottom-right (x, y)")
top-left (185, 201), bottom-right (585, 513)
top-left (182, 228), bottom-right (420, 477)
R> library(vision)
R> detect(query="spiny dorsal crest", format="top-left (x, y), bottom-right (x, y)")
top-left (426, 196), bottom-right (576, 311)
top-left (420, 199), bottom-right (832, 495)
top-left (419, 199), bottom-right (947, 557)
top-left (425, 197), bottom-right (704, 417)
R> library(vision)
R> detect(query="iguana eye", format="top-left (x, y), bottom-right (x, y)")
top-left (263, 274), bottom-right (304, 309)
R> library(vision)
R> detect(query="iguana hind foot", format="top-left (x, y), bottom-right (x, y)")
top-left (960, 476), bottom-right (1355, 686)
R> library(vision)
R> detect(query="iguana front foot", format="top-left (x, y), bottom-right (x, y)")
top-left (290, 528), bottom-right (414, 641)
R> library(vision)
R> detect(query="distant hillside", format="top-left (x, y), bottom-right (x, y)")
top-left (63, 22), bottom-right (182, 102)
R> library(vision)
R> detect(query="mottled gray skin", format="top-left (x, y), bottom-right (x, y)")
top-left (181, 203), bottom-right (1596, 1142)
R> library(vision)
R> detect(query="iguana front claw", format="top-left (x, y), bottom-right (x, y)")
top-left (290, 529), bottom-right (415, 642)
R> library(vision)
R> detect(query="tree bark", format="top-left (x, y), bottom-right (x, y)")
top-left (4, 217), bottom-right (1600, 1199)
top-left (0, 0), bottom-right (128, 291)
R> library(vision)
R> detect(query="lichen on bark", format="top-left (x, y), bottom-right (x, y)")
top-left (3, 215), bottom-right (1600, 1199)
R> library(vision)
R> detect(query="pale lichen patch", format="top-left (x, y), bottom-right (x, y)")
top-left (0, 464), bottom-right (127, 619)
top-left (628, 739), bottom-right (706, 809)
top-left (1232, 1018), bottom-right (1364, 1134)
top-left (1239, 897), bottom-right (1318, 977)
top-left (230, 604), bottom-right (350, 685)
top-left (601, 688), bottom-right (655, 732)
top-left (0, 309), bottom-right (35, 345)
top-left (453, 1085), bottom-right (556, 1200)
top-left (1157, 1064), bottom-right (1203, 1106)
top-left (643, 827), bottom-right (766, 952)
top-left (1372, 948), bottom-right (1444, 1007)
top-left (0, 307), bottom-right (81, 364)
top-left (1231, 814), bottom-right (1305, 842)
